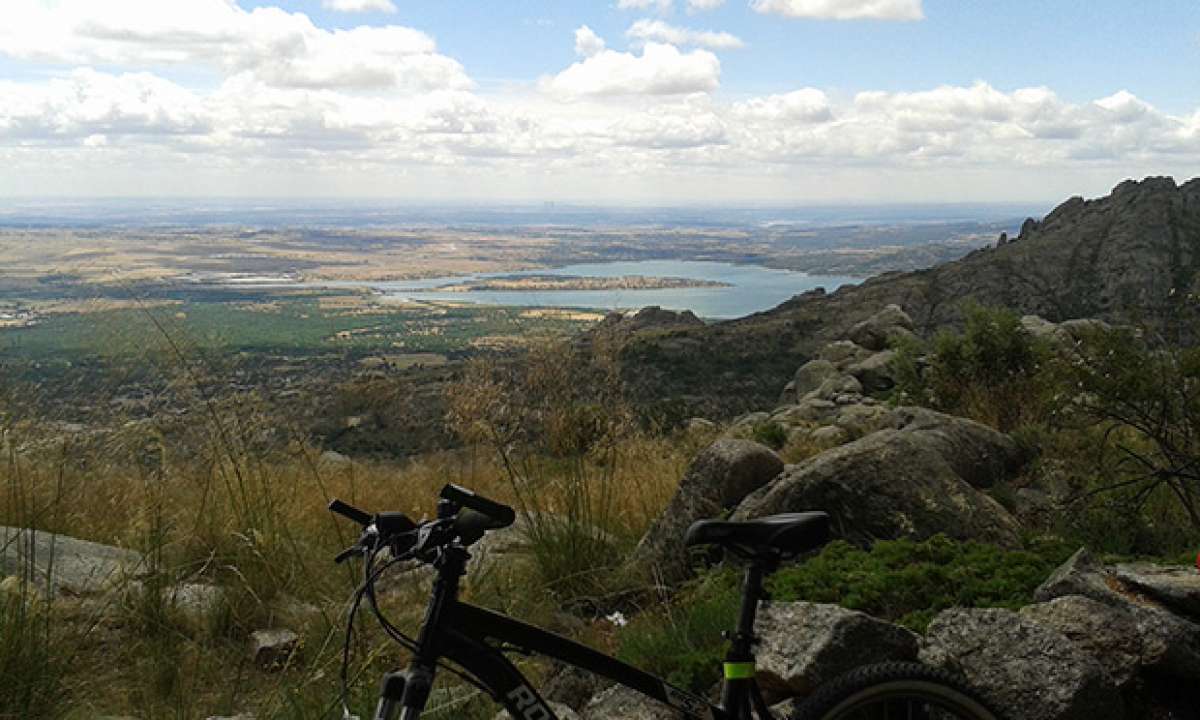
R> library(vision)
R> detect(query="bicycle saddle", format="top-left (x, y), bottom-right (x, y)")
top-left (684, 512), bottom-right (831, 560)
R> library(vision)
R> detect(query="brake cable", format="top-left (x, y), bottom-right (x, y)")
top-left (338, 538), bottom-right (497, 716)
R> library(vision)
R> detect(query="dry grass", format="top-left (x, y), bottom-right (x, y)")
top-left (0, 344), bottom-right (692, 718)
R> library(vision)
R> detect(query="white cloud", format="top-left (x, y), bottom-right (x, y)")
top-left (0, 0), bottom-right (469, 92)
top-left (732, 88), bottom-right (833, 122)
top-left (322, 0), bottom-right (398, 13)
top-left (611, 108), bottom-right (727, 148)
top-left (0, 69), bottom-right (211, 142)
top-left (751, 0), bottom-right (924, 21)
top-left (687, 0), bottom-right (726, 10)
top-left (541, 42), bottom-right (721, 97)
top-left (574, 26), bottom-right (607, 57)
top-left (626, 19), bottom-right (744, 50)
top-left (616, 0), bottom-right (674, 13)
top-left (0, 3), bottom-right (1194, 202)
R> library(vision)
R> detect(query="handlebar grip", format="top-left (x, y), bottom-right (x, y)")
top-left (454, 509), bottom-right (503, 545)
top-left (329, 499), bottom-right (373, 527)
top-left (440, 484), bottom-right (515, 528)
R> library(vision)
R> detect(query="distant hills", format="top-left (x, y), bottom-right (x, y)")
top-left (612, 176), bottom-right (1200, 418)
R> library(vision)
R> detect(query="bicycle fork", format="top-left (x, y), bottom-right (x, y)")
top-left (373, 666), bottom-right (435, 720)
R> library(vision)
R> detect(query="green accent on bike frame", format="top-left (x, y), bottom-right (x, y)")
top-left (723, 662), bottom-right (755, 680)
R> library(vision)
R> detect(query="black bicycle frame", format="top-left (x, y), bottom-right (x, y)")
top-left (372, 546), bottom-right (772, 720)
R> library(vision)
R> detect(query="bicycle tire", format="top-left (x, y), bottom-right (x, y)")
top-left (789, 662), bottom-right (1003, 720)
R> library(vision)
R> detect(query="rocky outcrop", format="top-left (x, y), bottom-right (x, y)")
top-left (1020, 596), bottom-right (1146, 691)
top-left (921, 607), bottom-right (1124, 720)
top-left (632, 439), bottom-right (783, 583)
top-left (732, 408), bottom-right (1026, 546)
top-left (613, 176), bottom-right (1200, 418)
top-left (1020, 315), bottom-right (1113, 345)
top-left (1, 525), bottom-right (145, 596)
top-left (754, 602), bottom-right (918, 698)
top-left (596, 306), bottom-right (704, 335)
top-left (846, 304), bottom-right (916, 352)
top-left (777, 306), bottom-right (911, 407)
top-left (1032, 549), bottom-right (1200, 681)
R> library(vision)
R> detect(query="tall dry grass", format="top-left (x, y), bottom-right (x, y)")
top-left (0, 322), bottom-right (692, 717)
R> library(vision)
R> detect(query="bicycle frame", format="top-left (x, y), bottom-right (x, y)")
top-left (372, 546), bottom-right (774, 720)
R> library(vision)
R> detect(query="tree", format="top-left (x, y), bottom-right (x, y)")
top-left (1063, 327), bottom-right (1200, 531)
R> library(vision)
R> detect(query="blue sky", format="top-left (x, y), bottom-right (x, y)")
top-left (0, 0), bottom-right (1197, 203)
top-left (234, 0), bottom-right (1199, 110)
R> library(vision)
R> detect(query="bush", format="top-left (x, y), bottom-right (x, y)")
top-left (768, 535), bottom-right (1075, 632)
top-left (750, 421), bottom-right (787, 450)
top-left (893, 304), bottom-right (1055, 431)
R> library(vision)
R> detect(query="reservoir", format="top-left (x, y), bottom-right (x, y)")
top-left (343, 260), bottom-right (859, 320)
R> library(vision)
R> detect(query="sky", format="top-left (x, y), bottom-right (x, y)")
top-left (0, 0), bottom-right (1197, 204)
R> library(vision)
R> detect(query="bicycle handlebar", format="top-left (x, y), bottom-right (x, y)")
top-left (439, 484), bottom-right (516, 529)
top-left (327, 485), bottom-right (515, 565)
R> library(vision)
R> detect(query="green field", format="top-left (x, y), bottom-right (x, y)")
top-left (0, 293), bottom-right (595, 361)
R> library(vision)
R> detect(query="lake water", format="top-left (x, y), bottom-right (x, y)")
top-left (344, 260), bottom-right (858, 319)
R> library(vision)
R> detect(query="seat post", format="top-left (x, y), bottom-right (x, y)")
top-left (721, 561), bottom-right (771, 711)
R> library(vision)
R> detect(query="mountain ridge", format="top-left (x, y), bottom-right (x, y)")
top-left (612, 176), bottom-right (1200, 418)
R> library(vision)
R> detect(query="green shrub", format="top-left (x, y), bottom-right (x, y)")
top-left (750, 421), bottom-right (788, 450)
top-left (768, 535), bottom-right (1075, 631)
top-left (892, 304), bottom-right (1054, 431)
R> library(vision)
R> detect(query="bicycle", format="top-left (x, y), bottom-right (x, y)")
top-left (329, 483), bottom-right (1003, 720)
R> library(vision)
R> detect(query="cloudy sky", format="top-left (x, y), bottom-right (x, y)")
top-left (1, 0), bottom-right (1197, 204)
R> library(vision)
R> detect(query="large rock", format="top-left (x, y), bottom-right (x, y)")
top-left (1020, 595), bottom-right (1145, 690)
top-left (1020, 315), bottom-right (1114, 345)
top-left (845, 350), bottom-right (898, 392)
top-left (0, 526), bottom-right (145, 596)
top-left (847, 305), bottom-right (916, 352)
top-left (921, 608), bottom-right (1124, 720)
top-left (732, 408), bottom-right (1025, 546)
top-left (791, 359), bottom-right (840, 399)
top-left (1033, 549), bottom-right (1200, 681)
top-left (1033, 548), bottom-right (1114, 605)
top-left (831, 404), bottom-right (899, 439)
top-left (803, 374), bottom-right (863, 402)
top-left (817, 340), bottom-right (873, 366)
top-left (1112, 561), bottom-right (1200, 622)
top-left (771, 399), bottom-right (837, 426)
top-left (755, 602), bottom-right (918, 697)
top-left (632, 440), bottom-right (783, 583)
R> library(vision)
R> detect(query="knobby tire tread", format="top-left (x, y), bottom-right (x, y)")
top-left (788, 661), bottom-right (1003, 720)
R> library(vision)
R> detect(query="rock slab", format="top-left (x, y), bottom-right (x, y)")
top-left (1, 525), bottom-right (145, 596)
top-left (921, 607), bottom-right (1124, 720)
top-left (755, 602), bottom-right (918, 697)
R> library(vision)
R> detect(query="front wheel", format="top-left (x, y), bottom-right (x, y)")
top-left (790, 662), bottom-right (1002, 720)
